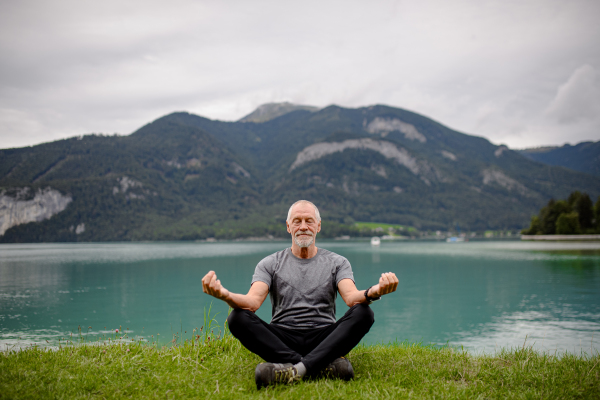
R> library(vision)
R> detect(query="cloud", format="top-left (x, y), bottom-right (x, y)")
top-left (545, 64), bottom-right (600, 124)
top-left (0, 0), bottom-right (599, 149)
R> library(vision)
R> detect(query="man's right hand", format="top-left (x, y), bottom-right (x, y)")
top-left (202, 271), bottom-right (230, 301)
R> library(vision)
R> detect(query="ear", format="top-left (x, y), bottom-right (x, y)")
top-left (317, 220), bottom-right (321, 233)
top-left (286, 220), bottom-right (291, 234)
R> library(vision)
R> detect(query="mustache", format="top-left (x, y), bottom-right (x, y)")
top-left (295, 230), bottom-right (313, 237)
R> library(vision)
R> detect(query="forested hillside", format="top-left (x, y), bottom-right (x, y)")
top-left (2, 103), bottom-right (600, 242)
top-left (519, 141), bottom-right (600, 177)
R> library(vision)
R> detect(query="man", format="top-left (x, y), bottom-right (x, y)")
top-left (201, 200), bottom-right (398, 389)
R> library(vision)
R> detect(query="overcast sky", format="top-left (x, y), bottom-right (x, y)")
top-left (1, 0), bottom-right (599, 150)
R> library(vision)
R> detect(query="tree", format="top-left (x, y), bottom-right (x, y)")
top-left (567, 191), bottom-right (582, 207)
top-left (521, 215), bottom-right (541, 235)
top-left (556, 212), bottom-right (581, 234)
top-left (568, 191), bottom-right (594, 231)
top-left (595, 196), bottom-right (600, 231)
top-left (540, 199), bottom-right (571, 234)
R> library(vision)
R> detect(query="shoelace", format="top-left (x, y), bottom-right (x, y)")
top-left (275, 367), bottom-right (297, 383)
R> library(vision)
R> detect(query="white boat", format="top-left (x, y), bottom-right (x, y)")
top-left (370, 237), bottom-right (381, 246)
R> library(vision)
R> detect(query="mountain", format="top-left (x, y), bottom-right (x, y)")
top-left (0, 119), bottom-right (260, 242)
top-left (238, 102), bottom-right (319, 123)
top-left (518, 141), bottom-right (600, 177)
top-left (2, 103), bottom-right (600, 242)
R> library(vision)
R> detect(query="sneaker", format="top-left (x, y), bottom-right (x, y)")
top-left (255, 363), bottom-right (302, 389)
top-left (322, 357), bottom-right (354, 381)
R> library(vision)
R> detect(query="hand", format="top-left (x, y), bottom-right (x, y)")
top-left (370, 272), bottom-right (398, 297)
top-left (201, 271), bottom-right (230, 301)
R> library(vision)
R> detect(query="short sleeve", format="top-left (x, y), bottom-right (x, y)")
top-left (335, 257), bottom-right (354, 285)
top-left (251, 256), bottom-right (274, 288)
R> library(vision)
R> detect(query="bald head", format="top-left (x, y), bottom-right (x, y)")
top-left (286, 200), bottom-right (321, 223)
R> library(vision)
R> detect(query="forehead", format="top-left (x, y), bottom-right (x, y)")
top-left (290, 202), bottom-right (317, 219)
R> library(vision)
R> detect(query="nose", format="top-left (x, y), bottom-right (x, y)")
top-left (300, 219), bottom-right (309, 230)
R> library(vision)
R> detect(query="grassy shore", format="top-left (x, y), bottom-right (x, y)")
top-left (1, 331), bottom-right (599, 400)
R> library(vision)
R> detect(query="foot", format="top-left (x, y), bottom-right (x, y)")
top-left (322, 357), bottom-right (354, 381)
top-left (255, 363), bottom-right (302, 389)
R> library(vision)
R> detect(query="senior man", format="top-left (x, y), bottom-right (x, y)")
top-left (201, 200), bottom-right (398, 389)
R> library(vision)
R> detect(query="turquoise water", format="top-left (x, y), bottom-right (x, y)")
top-left (1, 240), bottom-right (599, 355)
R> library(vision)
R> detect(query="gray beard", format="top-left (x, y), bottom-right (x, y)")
top-left (294, 232), bottom-right (314, 248)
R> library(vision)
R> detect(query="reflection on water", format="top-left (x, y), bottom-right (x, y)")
top-left (535, 249), bottom-right (600, 257)
top-left (455, 310), bottom-right (600, 355)
top-left (1, 240), bottom-right (599, 355)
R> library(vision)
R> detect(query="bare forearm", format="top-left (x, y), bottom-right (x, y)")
top-left (201, 271), bottom-right (267, 312)
top-left (339, 273), bottom-right (398, 307)
top-left (344, 286), bottom-right (377, 307)
top-left (222, 292), bottom-right (262, 312)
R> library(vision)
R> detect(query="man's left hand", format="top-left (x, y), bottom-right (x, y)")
top-left (370, 272), bottom-right (399, 297)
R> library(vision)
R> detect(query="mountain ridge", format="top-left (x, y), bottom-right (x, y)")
top-left (1, 103), bottom-right (599, 242)
top-left (518, 141), bottom-right (600, 177)
top-left (238, 102), bottom-right (319, 123)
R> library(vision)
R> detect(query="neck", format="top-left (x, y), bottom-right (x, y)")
top-left (291, 244), bottom-right (318, 259)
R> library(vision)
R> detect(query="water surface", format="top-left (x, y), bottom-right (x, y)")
top-left (1, 240), bottom-right (599, 355)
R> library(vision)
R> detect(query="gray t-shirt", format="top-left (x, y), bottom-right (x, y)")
top-left (251, 247), bottom-right (354, 328)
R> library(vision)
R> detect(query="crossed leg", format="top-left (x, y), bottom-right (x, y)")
top-left (227, 304), bottom-right (374, 375)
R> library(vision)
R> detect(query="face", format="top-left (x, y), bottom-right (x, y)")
top-left (286, 202), bottom-right (321, 248)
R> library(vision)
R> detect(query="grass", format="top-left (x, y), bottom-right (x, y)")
top-left (355, 221), bottom-right (416, 233)
top-left (1, 330), bottom-right (599, 399)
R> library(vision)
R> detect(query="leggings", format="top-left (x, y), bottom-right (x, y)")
top-left (227, 303), bottom-right (374, 374)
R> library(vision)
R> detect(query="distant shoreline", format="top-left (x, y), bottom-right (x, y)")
top-left (521, 234), bottom-right (600, 241)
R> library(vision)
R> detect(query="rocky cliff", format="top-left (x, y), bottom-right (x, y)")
top-left (0, 188), bottom-right (72, 236)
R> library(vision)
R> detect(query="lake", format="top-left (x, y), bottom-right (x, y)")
top-left (1, 240), bottom-right (599, 355)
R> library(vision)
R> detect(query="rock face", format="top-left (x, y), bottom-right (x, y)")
top-left (113, 176), bottom-right (142, 194)
top-left (238, 102), bottom-right (319, 123)
top-left (0, 188), bottom-right (72, 236)
top-left (482, 169), bottom-right (530, 196)
top-left (366, 117), bottom-right (427, 143)
top-left (289, 138), bottom-right (444, 185)
top-left (494, 145), bottom-right (508, 157)
top-left (290, 138), bottom-right (420, 173)
top-left (441, 150), bottom-right (457, 161)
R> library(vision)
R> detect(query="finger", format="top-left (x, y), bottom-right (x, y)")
top-left (202, 271), bottom-right (214, 285)
top-left (378, 276), bottom-right (388, 294)
top-left (390, 273), bottom-right (399, 289)
top-left (385, 272), bottom-right (394, 282)
top-left (379, 274), bottom-right (387, 291)
top-left (205, 275), bottom-right (215, 293)
top-left (202, 273), bottom-right (213, 292)
top-left (383, 273), bottom-right (395, 293)
top-left (380, 273), bottom-right (391, 286)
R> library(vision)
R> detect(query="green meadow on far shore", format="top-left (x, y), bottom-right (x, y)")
top-left (354, 222), bottom-right (417, 233)
top-left (1, 325), bottom-right (598, 399)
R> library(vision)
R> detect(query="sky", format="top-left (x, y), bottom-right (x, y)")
top-left (1, 0), bottom-right (599, 150)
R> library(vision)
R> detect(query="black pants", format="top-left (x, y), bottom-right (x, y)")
top-left (227, 304), bottom-right (374, 374)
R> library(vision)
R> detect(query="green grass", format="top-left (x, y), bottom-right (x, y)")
top-left (1, 333), bottom-right (599, 399)
top-left (355, 221), bottom-right (416, 233)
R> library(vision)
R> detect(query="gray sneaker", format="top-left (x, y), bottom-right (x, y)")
top-left (255, 363), bottom-right (302, 389)
top-left (322, 357), bottom-right (354, 380)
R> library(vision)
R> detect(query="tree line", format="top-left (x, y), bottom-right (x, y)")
top-left (521, 191), bottom-right (600, 235)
